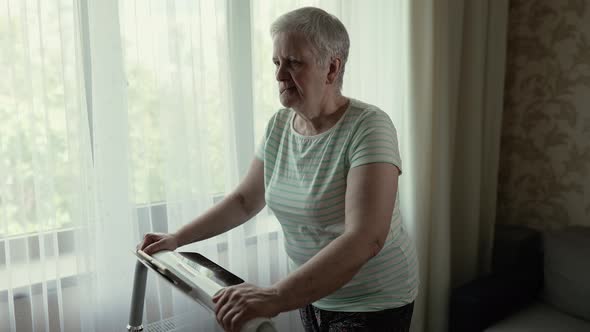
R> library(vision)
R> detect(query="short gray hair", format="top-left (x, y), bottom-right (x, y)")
top-left (270, 7), bottom-right (349, 91)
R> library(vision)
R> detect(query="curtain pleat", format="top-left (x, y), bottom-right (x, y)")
top-left (5, 3), bottom-right (23, 331)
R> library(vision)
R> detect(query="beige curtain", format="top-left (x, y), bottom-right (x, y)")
top-left (403, 0), bottom-right (509, 331)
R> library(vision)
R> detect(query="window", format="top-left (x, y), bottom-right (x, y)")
top-left (2, 1), bottom-right (408, 330)
top-left (1, 0), bottom-right (83, 238)
top-left (1, 0), bottom-right (279, 239)
top-left (120, 1), bottom-right (233, 203)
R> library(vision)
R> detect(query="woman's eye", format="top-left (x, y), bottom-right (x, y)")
top-left (272, 60), bottom-right (300, 68)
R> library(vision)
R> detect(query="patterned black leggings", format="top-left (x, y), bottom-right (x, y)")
top-left (299, 302), bottom-right (414, 332)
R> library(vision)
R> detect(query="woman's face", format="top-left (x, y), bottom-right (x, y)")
top-left (272, 32), bottom-right (329, 110)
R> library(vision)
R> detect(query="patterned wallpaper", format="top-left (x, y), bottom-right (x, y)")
top-left (497, 0), bottom-right (590, 229)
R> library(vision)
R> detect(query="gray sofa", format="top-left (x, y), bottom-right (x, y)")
top-left (450, 225), bottom-right (590, 332)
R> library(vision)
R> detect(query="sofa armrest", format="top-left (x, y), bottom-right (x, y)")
top-left (449, 225), bottom-right (544, 331)
top-left (492, 225), bottom-right (543, 278)
top-left (449, 273), bottom-right (541, 332)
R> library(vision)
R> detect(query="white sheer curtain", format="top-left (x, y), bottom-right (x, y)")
top-left (0, 0), bottom-right (94, 331)
top-left (1, 0), bottom-right (411, 331)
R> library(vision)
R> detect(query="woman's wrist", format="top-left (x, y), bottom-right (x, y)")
top-left (270, 283), bottom-right (300, 314)
top-left (171, 230), bottom-right (185, 248)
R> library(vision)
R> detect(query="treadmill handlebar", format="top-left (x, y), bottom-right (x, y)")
top-left (129, 253), bottom-right (278, 332)
top-left (241, 318), bottom-right (277, 332)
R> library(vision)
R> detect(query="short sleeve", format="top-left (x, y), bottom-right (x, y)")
top-left (348, 110), bottom-right (402, 173)
top-left (255, 112), bottom-right (279, 161)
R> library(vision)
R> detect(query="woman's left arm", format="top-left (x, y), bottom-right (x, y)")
top-left (213, 163), bottom-right (399, 331)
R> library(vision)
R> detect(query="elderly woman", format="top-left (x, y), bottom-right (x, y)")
top-left (139, 7), bottom-right (418, 332)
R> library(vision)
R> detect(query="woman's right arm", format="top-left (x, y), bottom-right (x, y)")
top-left (138, 158), bottom-right (265, 254)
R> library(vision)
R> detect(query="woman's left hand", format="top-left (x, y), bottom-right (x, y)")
top-left (212, 283), bottom-right (282, 332)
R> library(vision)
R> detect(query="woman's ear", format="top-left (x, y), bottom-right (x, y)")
top-left (326, 57), bottom-right (342, 85)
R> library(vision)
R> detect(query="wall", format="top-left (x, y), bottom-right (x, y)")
top-left (497, 0), bottom-right (590, 229)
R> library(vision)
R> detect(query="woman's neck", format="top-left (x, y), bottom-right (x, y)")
top-left (293, 95), bottom-right (350, 136)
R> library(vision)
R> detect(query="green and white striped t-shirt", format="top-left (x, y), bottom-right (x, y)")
top-left (255, 98), bottom-right (419, 312)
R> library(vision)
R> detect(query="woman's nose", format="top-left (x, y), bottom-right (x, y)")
top-left (275, 63), bottom-right (289, 81)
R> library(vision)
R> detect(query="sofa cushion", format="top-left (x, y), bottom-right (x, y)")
top-left (543, 226), bottom-right (590, 321)
top-left (484, 301), bottom-right (590, 332)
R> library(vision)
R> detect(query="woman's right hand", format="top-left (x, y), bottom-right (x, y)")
top-left (137, 232), bottom-right (179, 255)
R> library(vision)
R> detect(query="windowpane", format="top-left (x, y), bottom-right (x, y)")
top-left (120, 0), bottom-right (232, 205)
top-left (0, 0), bottom-right (82, 238)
